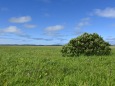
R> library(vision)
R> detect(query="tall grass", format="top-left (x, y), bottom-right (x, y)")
top-left (0, 46), bottom-right (115, 86)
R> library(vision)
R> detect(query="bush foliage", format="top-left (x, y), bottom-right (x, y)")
top-left (61, 33), bottom-right (111, 57)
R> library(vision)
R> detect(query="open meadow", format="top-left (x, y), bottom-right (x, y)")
top-left (0, 46), bottom-right (115, 86)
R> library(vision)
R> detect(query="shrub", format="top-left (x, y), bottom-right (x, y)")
top-left (61, 33), bottom-right (111, 57)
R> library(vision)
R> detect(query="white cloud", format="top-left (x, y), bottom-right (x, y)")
top-left (9, 16), bottom-right (31, 23)
top-left (45, 25), bottom-right (64, 31)
top-left (93, 7), bottom-right (115, 18)
top-left (76, 17), bottom-right (90, 30)
top-left (24, 24), bottom-right (36, 28)
top-left (1, 26), bottom-right (21, 34)
top-left (0, 26), bottom-right (31, 38)
top-left (44, 25), bottom-right (64, 36)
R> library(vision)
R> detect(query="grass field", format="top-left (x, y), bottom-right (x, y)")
top-left (0, 46), bottom-right (115, 86)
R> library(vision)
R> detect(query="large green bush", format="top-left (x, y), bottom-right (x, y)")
top-left (61, 33), bottom-right (111, 57)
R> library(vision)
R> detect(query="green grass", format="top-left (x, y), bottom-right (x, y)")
top-left (0, 46), bottom-right (115, 86)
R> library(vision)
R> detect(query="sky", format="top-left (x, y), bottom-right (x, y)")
top-left (0, 0), bottom-right (115, 45)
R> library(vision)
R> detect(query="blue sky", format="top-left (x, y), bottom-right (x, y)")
top-left (0, 0), bottom-right (115, 45)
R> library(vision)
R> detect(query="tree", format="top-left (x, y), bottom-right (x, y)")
top-left (61, 33), bottom-right (111, 57)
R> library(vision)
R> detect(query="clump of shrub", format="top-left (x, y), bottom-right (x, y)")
top-left (61, 33), bottom-right (111, 57)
